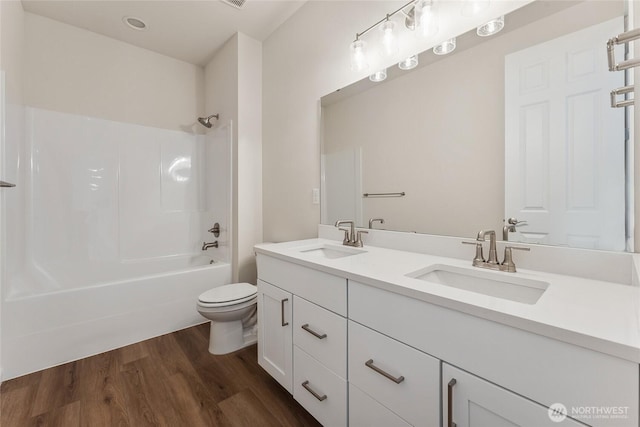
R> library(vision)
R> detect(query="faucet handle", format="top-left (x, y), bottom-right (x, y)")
top-left (502, 245), bottom-right (530, 272)
top-left (355, 230), bottom-right (368, 247)
top-left (462, 241), bottom-right (485, 266)
top-left (507, 218), bottom-right (528, 227)
top-left (338, 227), bottom-right (350, 244)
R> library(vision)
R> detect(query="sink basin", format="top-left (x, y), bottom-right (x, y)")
top-left (406, 264), bottom-right (549, 304)
top-left (298, 244), bottom-right (366, 259)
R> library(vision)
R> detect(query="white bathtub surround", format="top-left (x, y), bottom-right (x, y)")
top-left (1, 107), bottom-right (233, 380)
top-left (256, 234), bottom-right (640, 364)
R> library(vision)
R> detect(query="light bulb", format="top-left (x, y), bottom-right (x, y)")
top-left (379, 20), bottom-right (398, 57)
top-left (369, 69), bottom-right (387, 82)
top-left (350, 39), bottom-right (368, 72)
top-left (477, 16), bottom-right (504, 37)
top-left (415, 0), bottom-right (439, 38)
top-left (398, 55), bottom-right (419, 70)
top-left (461, 0), bottom-right (490, 17)
top-left (433, 38), bottom-right (456, 55)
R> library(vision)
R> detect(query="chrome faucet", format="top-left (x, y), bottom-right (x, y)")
top-left (477, 230), bottom-right (499, 265)
top-left (334, 219), bottom-right (368, 247)
top-left (463, 229), bottom-right (530, 272)
top-left (202, 241), bottom-right (218, 250)
top-left (502, 218), bottom-right (527, 240)
top-left (368, 218), bottom-right (385, 229)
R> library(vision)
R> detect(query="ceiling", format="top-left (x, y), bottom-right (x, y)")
top-left (21, 0), bottom-right (307, 66)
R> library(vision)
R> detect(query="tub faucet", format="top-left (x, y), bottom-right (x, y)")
top-left (202, 241), bottom-right (218, 250)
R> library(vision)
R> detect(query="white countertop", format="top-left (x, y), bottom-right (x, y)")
top-left (255, 238), bottom-right (640, 363)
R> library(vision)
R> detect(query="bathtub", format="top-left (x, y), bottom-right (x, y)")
top-left (2, 255), bottom-right (230, 380)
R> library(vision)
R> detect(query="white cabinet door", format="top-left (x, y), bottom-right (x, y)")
top-left (257, 279), bottom-right (293, 393)
top-left (443, 364), bottom-right (585, 427)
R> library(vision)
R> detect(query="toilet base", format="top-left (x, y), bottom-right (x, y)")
top-left (208, 320), bottom-right (257, 355)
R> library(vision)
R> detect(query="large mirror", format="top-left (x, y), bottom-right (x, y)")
top-left (321, 0), bottom-right (632, 251)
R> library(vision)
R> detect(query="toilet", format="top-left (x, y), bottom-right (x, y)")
top-left (196, 282), bottom-right (258, 355)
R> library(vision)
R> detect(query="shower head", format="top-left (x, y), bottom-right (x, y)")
top-left (198, 114), bottom-right (219, 128)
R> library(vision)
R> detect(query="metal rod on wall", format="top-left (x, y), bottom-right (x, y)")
top-left (0, 181), bottom-right (15, 188)
top-left (363, 192), bottom-right (405, 198)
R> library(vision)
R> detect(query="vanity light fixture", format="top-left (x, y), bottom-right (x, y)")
top-left (350, 39), bottom-right (368, 71)
top-left (461, 0), bottom-right (490, 17)
top-left (349, 0), bottom-right (422, 72)
top-left (380, 19), bottom-right (399, 56)
top-left (369, 69), bottom-right (388, 82)
top-left (433, 38), bottom-right (456, 55)
top-left (477, 16), bottom-right (504, 37)
top-left (398, 55), bottom-right (419, 70)
top-left (415, 0), bottom-right (439, 38)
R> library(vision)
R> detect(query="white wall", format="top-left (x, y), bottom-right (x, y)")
top-left (24, 12), bottom-right (204, 133)
top-left (262, 1), bottom-right (527, 243)
top-left (237, 34), bottom-right (263, 284)
top-left (205, 33), bottom-right (263, 284)
top-left (0, 0), bottom-right (25, 381)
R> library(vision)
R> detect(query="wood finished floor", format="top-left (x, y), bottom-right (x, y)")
top-left (0, 324), bottom-right (321, 427)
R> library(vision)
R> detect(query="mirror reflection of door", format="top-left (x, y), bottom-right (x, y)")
top-left (323, 148), bottom-right (363, 226)
top-left (505, 17), bottom-right (627, 251)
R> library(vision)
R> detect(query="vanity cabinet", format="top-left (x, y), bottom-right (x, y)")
top-left (350, 280), bottom-right (639, 427)
top-left (256, 254), bottom-right (348, 426)
top-left (257, 252), bottom-right (639, 427)
top-left (443, 364), bottom-right (584, 427)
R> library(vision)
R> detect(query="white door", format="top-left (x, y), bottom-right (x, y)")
top-left (257, 279), bottom-right (293, 393)
top-left (505, 18), bottom-right (626, 250)
top-left (443, 364), bottom-right (584, 427)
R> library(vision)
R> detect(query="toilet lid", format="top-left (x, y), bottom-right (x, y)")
top-left (198, 283), bottom-right (257, 304)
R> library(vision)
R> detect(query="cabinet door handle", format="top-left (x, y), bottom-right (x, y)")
top-left (281, 298), bottom-right (289, 327)
top-left (301, 324), bottom-right (327, 339)
top-left (301, 380), bottom-right (327, 401)
top-left (447, 378), bottom-right (457, 427)
top-left (365, 359), bottom-right (405, 384)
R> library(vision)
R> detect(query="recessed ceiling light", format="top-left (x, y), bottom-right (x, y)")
top-left (123, 16), bottom-right (147, 31)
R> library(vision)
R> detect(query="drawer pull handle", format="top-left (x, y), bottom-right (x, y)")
top-left (281, 298), bottom-right (289, 327)
top-left (301, 380), bottom-right (327, 401)
top-left (365, 359), bottom-right (405, 384)
top-left (301, 324), bottom-right (327, 339)
top-left (447, 378), bottom-right (457, 427)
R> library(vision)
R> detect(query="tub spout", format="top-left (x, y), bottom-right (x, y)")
top-left (202, 241), bottom-right (218, 250)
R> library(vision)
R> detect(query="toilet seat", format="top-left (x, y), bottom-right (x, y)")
top-left (198, 283), bottom-right (257, 308)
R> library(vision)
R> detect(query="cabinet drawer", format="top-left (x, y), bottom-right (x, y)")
top-left (349, 383), bottom-right (410, 427)
top-left (348, 321), bottom-right (440, 427)
top-left (293, 296), bottom-right (347, 378)
top-left (293, 346), bottom-right (347, 427)
top-left (256, 254), bottom-right (346, 315)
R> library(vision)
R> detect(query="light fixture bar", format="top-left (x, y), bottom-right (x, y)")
top-left (353, 0), bottom-right (417, 41)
